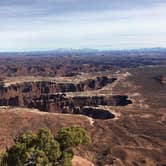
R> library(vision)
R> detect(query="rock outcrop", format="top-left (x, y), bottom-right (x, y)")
top-left (28, 94), bottom-right (132, 113)
top-left (72, 156), bottom-right (95, 166)
top-left (0, 76), bottom-right (116, 106)
top-left (0, 76), bottom-right (132, 119)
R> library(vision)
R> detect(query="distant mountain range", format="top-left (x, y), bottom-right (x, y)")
top-left (0, 47), bottom-right (166, 57)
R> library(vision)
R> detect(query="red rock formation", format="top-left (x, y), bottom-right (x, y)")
top-left (0, 77), bottom-right (119, 108)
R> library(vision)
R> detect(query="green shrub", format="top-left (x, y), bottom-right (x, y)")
top-left (0, 126), bottom-right (91, 166)
top-left (60, 148), bottom-right (74, 166)
top-left (57, 126), bottom-right (91, 149)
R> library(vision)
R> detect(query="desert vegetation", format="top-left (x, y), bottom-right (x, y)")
top-left (0, 126), bottom-right (91, 166)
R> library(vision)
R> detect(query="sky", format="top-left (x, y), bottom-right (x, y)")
top-left (0, 0), bottom-right (166, 51)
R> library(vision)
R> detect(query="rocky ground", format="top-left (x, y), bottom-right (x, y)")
top-left (0, 57), bottom-right (165, 166)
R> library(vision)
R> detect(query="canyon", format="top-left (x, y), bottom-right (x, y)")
top-left (0, 55), bottom-right (165, 166)
top-left (0, 75), bottom-right (131, 119)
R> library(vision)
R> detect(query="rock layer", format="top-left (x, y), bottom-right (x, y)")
top-left (28, 94), bottom-right (132, 113)
top-left (0, 76), bottom-right (132, 119)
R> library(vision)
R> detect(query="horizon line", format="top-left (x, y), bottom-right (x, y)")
top-left (0, 47), bottom-right (165, 53)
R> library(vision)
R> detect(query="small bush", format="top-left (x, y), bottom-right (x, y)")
top-left (57, 126), bottom-right (91, 149)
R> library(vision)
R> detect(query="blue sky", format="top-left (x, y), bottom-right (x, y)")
top-left (0, 0), bottom-right (166, 51)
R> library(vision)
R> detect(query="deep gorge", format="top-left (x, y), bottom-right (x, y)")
top-left (0, 76), bottom-right (132, 119)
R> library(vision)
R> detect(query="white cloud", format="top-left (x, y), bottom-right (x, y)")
top-left (0, 1), bottom-right (166, 51)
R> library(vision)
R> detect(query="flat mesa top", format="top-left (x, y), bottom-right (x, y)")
top-left (2, 73), bottom-right (113, 87)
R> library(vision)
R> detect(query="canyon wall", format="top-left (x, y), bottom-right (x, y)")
top-left (0, 76), bottom-right (132, 119)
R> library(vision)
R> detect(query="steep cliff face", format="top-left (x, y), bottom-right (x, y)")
top-left (0, 76), bottom-right (116, 106)
top-left (77, 107), bottom-right (115, 119)
top-left (0, 76), bottom-right (132, 119)
top-left (27, 94), bottom-right (132, 114)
